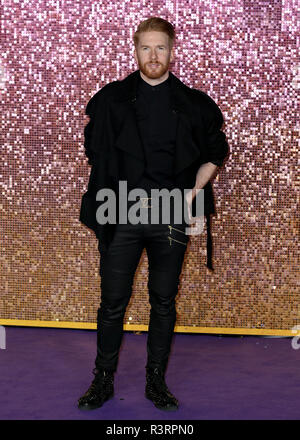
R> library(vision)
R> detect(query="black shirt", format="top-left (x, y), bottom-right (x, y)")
top-left (131, 74), bottom-right (178, 194)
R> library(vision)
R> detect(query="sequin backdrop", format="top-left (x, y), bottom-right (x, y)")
top-left (0, 0), bottom-right (299, 332)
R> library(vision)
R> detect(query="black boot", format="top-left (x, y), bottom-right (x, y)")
top-left (145, 367), bottom-right (178, 411)
top-left (78, 367), bottom-right (114, 410)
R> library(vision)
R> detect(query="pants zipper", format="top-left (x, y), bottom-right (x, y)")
top-left (168, 225), bottom-right (186, 235)
top-left (168, 236), bottom-right (187, 246)
top-left (168, 225), bottom-right (187, 246)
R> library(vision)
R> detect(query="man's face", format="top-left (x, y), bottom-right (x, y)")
top-left (134, 31), bottom-right (174, 80)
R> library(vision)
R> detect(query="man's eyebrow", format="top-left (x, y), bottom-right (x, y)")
top-left (140, 44), bottom-right (166, 47)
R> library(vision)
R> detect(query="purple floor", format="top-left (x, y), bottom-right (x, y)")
top-left (0, 326), bottom-right (300, 420)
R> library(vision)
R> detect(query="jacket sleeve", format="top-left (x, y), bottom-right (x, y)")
top-left (197, 91), bottom-right (229, 167)
top-left (83, 82), bottom-right (116, 166)
top-left (83, 93), bottom-right (98, 166)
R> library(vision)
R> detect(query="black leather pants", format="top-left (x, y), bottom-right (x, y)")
top-left (95, 196), bottom-right (190, 373)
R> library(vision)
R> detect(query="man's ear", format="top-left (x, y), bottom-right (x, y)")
top-left (133, 48), bottom-right (137, 64)
top-left (170, 47), bottom-right (175, 63)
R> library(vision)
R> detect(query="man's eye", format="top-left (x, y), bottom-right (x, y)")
top-left (141, 47), bottom-right (164, 50)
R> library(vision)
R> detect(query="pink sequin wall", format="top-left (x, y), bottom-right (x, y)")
top-left (0, 0), bottom-right (299, 333)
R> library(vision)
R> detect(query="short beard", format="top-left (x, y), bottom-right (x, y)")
top-left (138, 61), bottom-right (170, 79)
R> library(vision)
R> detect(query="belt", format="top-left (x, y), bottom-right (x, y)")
top-left (127, 196), bottom-right (163, 208)
top-left (137, 196), bottom-right (175, 208)
top-left (140, 197), bottom-right (152, 208)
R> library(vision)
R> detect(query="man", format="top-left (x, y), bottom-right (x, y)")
top-left (78, 17), bottom-right (228, 412)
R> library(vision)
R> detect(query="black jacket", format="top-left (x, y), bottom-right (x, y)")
top-left (79, 69), bottom-right (229, 269)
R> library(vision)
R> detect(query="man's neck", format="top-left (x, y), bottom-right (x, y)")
top-left (139, 70), bottom-right (169, 86)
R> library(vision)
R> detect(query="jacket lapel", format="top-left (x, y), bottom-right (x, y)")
top-left (113, 104), bottom-right (145, 162)
top-left (172, 106), bottom-right (201, 176)
top-left (113, 69), bottom-right (200, 176)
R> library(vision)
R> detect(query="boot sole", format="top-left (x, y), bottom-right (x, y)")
top-left (145, 393), bottom-right (178, 411)
top-left (78, 392), bottom-right (114, 411)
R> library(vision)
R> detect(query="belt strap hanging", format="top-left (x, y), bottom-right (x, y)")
top-left (205, 214), bottom-right (214, 271)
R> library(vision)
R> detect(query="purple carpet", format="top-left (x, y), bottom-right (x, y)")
top-left (0, 326), bottom-right (299, 420)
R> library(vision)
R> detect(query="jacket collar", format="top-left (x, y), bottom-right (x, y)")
top-left (115, 69), bottom-right (190, 113)
top-left (112, 69), bottom-right (200, 176)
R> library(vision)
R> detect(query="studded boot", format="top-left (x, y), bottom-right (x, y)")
top-left (145, 367), bottom-right (179, 411)
top-left (78, 367), bottom-right (114, 410)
